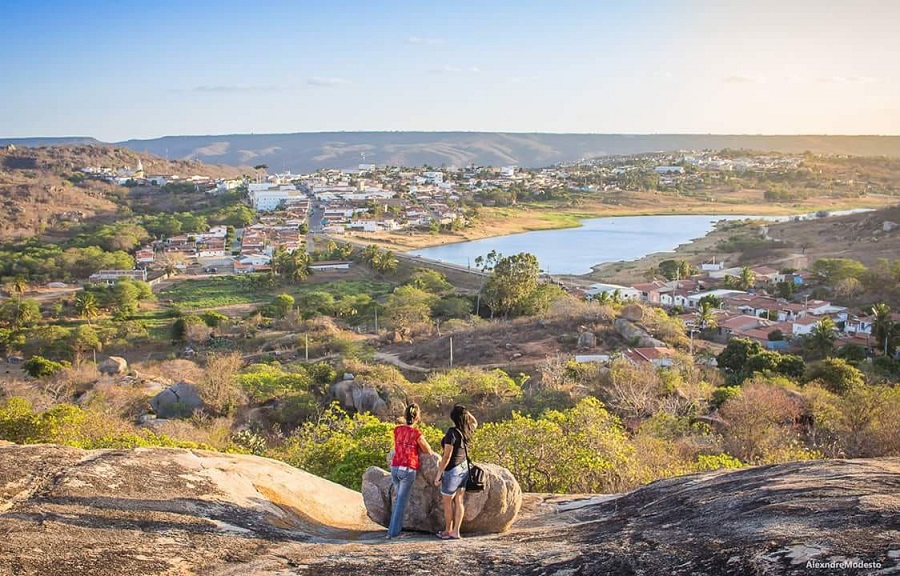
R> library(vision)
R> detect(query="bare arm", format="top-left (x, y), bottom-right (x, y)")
top-left (433, 443), bottom-right (453, 486)
top-left (417, 435), bottom-right (436, 456)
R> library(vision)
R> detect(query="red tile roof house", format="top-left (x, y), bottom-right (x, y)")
top-left (622, 347), bottom-right (678, 368)
top-left (791, 315), bottom-right (822, 337)
top-left (630, 281), bottom-right (671, 304)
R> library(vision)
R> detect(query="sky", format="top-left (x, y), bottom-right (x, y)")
top-left (2, 0), bottom-right (899, 140)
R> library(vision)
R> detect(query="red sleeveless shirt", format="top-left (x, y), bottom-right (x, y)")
top-left (392, 425), bottom-right (423, 469)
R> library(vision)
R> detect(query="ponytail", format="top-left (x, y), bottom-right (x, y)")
top-left (404, 403), bottom-right (420, 425)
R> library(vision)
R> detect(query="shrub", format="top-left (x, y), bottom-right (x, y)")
top-left (23, 356), bottom-right (68, 379)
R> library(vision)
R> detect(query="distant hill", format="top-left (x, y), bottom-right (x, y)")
top-left (0, 144), bottom-right (244, 241)
top-left (4, 133), bottom-right (900, 171)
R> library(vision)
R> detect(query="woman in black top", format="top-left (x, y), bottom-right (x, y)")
top-left (433, 404), bottom-right (477, 539)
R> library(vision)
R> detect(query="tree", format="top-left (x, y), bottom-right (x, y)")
top-left (474, 250), bottom-right (502, 315)
top-left (809, 317), bottom-right (838, 359)
top-left (71, 325), bottom-right (101, 364)
top-left (274, 248), bottom-right (311, 284)
top-left (74, 291), bottom-right (100, 324)
top-left (695, 301), bottom-right (718, 333)
top-left (409, 269), bottom-right (453, 295)
top-left (804, 358), bottom-right (865, 395)
top-left (716, 338), bottom-right (763, 378)
top-left (197, 352), bottom-right (245, 416)
top-left (0, 298), bottom-right (41, 329)
top-left (483, 252), bottom-right (540, 318)
top-left (371, 250), bottom-right (398, 274)
top-left (698, 294), bottom-right (723, 309)
top-left (719, 382), bottom-right (806, 464)
top-left (776, 281), bottom-right (795, 299)
top-left (23, 355), bottom-right (67, 379)
top-left (384, 285), bottom-right (437, 338)
top-left (272, 293), bottom-right (295, 318)
top-left (432, 297), bottom-right (472, 320)
top-left (657, 259), bottom-right (697, 281)
top-left (811, 258), bottom-right (867, 285)
top-left (737, 267), bottom-right (756, 291)
top-left (172, 315), bottom-right (210, 344)
top-left (871, 303), bottom-right (897, 357)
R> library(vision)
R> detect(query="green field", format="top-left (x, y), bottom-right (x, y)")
top-left (160, 276), bottom-right (394, 310)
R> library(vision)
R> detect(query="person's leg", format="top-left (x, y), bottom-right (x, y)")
top-left (387, 468), bottom-right (416, 538)
top-left (450, 490), bottom-right (466, 538)
top-left (440, 493), bottom-right (454, 536)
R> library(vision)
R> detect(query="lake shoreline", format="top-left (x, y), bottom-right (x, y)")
top-left (351, 196), bottom-right (895, 254)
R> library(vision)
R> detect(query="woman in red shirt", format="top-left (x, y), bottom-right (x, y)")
top-left (387, 403), bottom-right (435, 539)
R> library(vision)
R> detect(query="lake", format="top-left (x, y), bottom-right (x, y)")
top-left (409, 214), bottom-right (760, 275)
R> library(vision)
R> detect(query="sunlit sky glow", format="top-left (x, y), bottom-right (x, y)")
top-left (2, 0), bottom-right (898, 140)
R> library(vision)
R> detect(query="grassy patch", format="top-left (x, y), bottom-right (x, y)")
top-left (160, 276), bottom-right (394, 310)
top-left (159, 276), bottom-right (259, 309)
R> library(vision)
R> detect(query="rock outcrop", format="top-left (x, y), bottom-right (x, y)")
top-left (97, 356), bottom-right (128, 375)
top-left (614, 316), bottom-right (666, 347)
top-left (149, 380), bottom-right (203, 418)
top-left (620, 303), bottom-right (644, 322)
top-left (328, 378), bottom-right (402, 417)
top-left (0, 444), bottom-right (897, 576)
top-left (361, 453), bottom-right (522, 534)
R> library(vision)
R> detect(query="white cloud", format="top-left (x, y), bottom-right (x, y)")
top-left (407, 36), bottom-right (444, 45)
top-left (306, 77), bottom-right (350, 87)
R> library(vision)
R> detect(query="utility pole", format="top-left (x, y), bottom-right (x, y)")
top-left (449, 336), bottom-right (453, 368)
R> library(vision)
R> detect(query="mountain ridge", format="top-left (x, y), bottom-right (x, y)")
top-left (4, 132), bottom-right (900, 171)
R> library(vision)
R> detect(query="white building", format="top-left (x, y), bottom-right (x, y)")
top-left (585, 283), bottom-right (640, 301)
top-left (654, 166), bottom-right (685, 175)
top-left (249, 184), bottom-right (305, 211)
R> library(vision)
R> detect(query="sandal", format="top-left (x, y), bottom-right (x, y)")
top-left (436, 531), bottom-right (451, 539)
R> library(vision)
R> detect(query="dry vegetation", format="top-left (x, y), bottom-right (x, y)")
top-left (0, 144), bottom-right (245, 240)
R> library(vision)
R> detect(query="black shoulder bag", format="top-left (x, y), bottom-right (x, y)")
top-left (461, 432), bottom-right (485, 492)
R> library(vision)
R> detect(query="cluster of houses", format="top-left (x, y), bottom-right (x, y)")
top-left (581, 255), bottom-right (892, 364)
top-left (80, 159), bottom-right (242, 193)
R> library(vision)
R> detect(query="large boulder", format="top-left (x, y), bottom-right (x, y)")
top-left (149, 380), bottom-right (203, 418)
top-left (98, 356), bottom-right (128, 375)
top-left (620, 304), bottom-right (644, 322)
top-left (361, 453), bottom-right (522, 534)
top-left (329, 379), bottom-right (396, 417)
top-left (614, 317), bottom-right (665, 348)
top-left (577, 331), bottom-right (596, 349)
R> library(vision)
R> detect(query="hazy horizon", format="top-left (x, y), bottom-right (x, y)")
top-left (3, 0), bottom-right (899, 141)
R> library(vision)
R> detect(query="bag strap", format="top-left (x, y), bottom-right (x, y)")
top-left (460, 428), bottom-right (472, 466)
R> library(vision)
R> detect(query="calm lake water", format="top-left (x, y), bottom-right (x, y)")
top-left (409, 214), bottom-right (760, 275)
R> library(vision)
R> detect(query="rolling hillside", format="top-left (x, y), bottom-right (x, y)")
top-left (3, 133), bottom-right (900, 172)
top-left (0, 144), bottom-right (245, 240)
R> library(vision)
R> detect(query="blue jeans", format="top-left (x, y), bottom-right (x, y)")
top-left (387, 466), bottom-right (417, 537)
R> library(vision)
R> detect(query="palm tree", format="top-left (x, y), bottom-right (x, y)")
top-left (74, 291), bottom-right (100, 324)
top-left (738, 267), bottom-right (756, 291)
top-left (372, 250), bottom-right (398, 274)
top-left (11, 276), bottom-right (28, 296)
top-left (809, 316), bottom-right (837, 358)
top-left (696, 301), bottom-right (718, 333)
top-left (287, 251), bottom-right (311, 283)
top-left (360, 244), bottom-right (380, 265)
top-left (871, 302), bottom-right (896, 357)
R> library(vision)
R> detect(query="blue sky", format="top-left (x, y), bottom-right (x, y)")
top-left (2, 0), bottom-right (898, 140)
